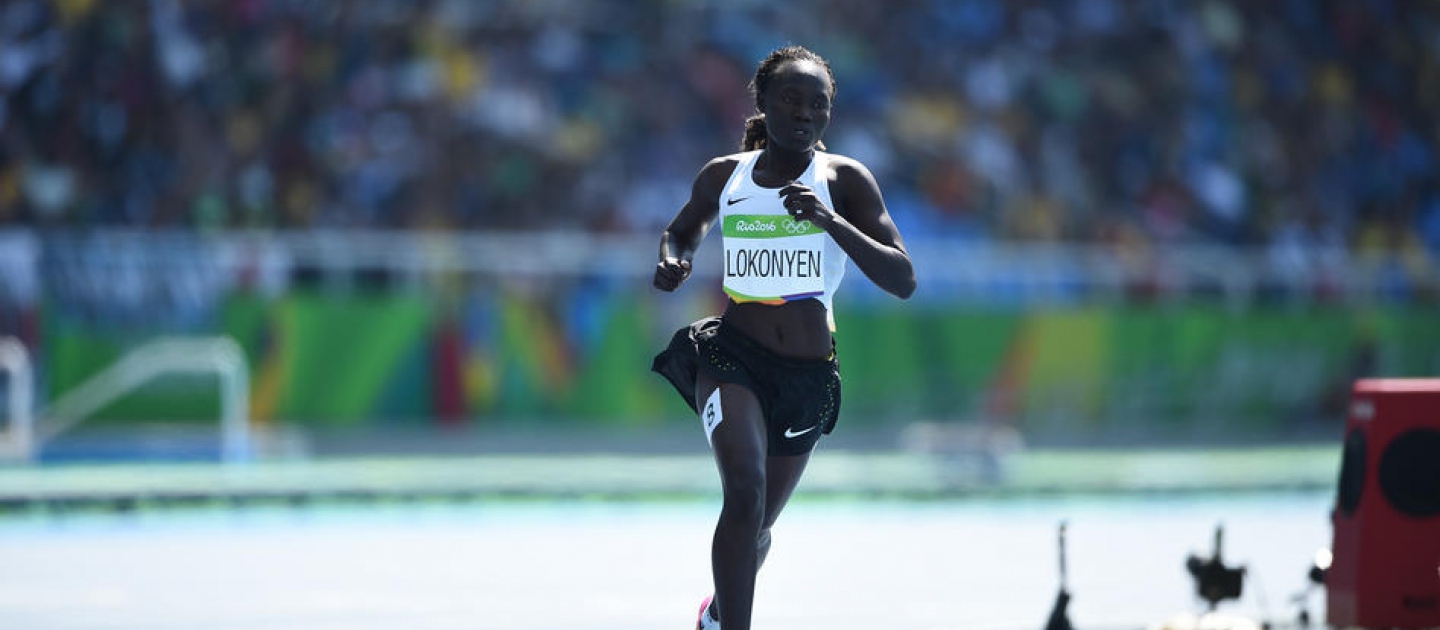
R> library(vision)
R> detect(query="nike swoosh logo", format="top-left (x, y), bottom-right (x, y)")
top-left (726, 196), bottom-right (751, 206)
top-left (783, 425), bottom-right (817, 439)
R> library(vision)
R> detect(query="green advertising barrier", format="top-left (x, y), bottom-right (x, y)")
top-left (832, 310), bottom-right (1019, 421)
top-left (43, 325), bottom-right (224, 426)
top-left (39, 291), bottom-right (1440, 440)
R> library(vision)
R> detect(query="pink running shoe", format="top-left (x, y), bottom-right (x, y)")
top-left (695, 595), bottom-right (719, 630)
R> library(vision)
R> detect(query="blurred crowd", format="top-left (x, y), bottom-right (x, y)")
top-left (2, 0), bottom-right (1439, 263)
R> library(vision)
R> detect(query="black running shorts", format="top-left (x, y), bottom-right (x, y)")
top-left (651, 317), bottom-right (841, 456)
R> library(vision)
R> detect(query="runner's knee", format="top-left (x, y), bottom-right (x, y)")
top-left (719, 464), bottom-right (766, 523)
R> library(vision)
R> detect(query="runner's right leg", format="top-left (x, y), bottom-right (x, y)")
top-left (696, 373), bottom-right (767, 630)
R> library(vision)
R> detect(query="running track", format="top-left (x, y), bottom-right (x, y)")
top-left (0, 494), bottom-right (1333, 630)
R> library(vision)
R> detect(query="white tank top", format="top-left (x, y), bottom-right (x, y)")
top-left (719, 150), bottom-right (848, 329)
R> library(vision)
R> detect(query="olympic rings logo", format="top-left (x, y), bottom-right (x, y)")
top-left (782, 218), bottom-right (813, 234)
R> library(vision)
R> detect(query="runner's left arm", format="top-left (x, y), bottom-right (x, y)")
top-left (778, 158), bottom-right (915, 299)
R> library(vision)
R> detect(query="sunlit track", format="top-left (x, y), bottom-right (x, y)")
top-left (0, 494), bottom-right (1332, 630)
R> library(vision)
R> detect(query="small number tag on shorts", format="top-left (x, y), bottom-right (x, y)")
top-left (702, 388), bottom-right (723, 446)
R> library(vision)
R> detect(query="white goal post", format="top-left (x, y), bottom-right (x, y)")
top-left (0, 337), bottom-right (33, 463)
top-left (0, 336), bottom-right (252, 464)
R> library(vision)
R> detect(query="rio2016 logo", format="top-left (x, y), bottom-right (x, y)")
top-left (734, 219), bottom-right (777, 233)
top-left (731, 216), bottom-right (816, 235)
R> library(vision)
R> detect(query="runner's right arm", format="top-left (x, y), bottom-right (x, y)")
top-left (654, 157), bottom-right (734, 292)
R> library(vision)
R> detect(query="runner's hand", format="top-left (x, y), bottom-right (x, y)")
top-left (654, 257), bottom-right (691, 291)
top-left (779, 182), bottom-right (834, 228)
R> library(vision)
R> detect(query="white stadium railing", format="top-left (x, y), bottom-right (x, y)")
top-left (9, 228), bottom-right (1426, 308)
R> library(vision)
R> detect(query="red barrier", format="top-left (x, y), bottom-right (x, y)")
top-left (1328, 379), bottom-right (1440, 629)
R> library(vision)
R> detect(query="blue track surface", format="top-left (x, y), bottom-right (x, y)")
top-left (0, 493), bottom-right (1334, 630)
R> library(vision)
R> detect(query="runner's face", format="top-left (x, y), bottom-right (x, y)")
top-left (759, 60), bottom-right (832, 152)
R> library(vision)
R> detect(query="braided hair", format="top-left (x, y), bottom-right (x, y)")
top-left (741, 45), bottom-right (835, 151)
